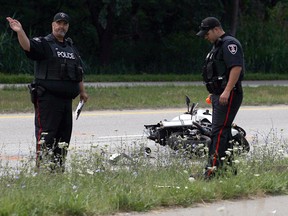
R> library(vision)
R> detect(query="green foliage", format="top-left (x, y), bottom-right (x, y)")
top-left (238, 1), bottom-right (288, 73)
top-left (1, 0), bottom-right (288, 74)
top-left (0, 30), bottom-right (33, 74)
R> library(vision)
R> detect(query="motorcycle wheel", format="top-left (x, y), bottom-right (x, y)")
top-left (167, 132), bottom-right (211, 157)
top-left (232, 133), bottom-right (250, 154)
top-left (232, 124), bottom-right (247, 137)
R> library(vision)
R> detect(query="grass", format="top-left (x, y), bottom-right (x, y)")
top-left (0, 72), bottom-right (288, 83)
top-left (0, 133), bottom-right (287, 215)
top-left (0, 85), bottom-right (288, 113)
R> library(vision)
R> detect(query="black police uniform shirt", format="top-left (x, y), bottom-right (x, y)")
top-left (25, 35), bottom-right (81, 99)
top-left (219, 34), bottom-right (244, 79)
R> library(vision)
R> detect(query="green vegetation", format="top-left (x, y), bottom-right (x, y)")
top-left (1, 85), bottom-right (288, 113)
top-left (0, 134), bottom-right (287, 215)
top-left (1, 1), bottom-right (288, 75)
top-left (0, 73), bottom-right (288, 84)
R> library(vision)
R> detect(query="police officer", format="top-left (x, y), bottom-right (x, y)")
top-left (196, 17), bottom-right (244, 179)
top-left (7, 12), bottom-right (89, 170)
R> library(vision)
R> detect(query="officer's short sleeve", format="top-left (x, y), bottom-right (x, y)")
top-left (222, 40), bottom-right (244, 69)
top-left (25, 37), bottom-right (47, 60)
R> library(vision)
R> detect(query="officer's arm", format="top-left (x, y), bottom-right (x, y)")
top-left (17, 30), bottom-right (30, 51)
top-left (224, 66), bottom-right (242, 93)
top-left (79, 82), bottom-right (88, 103)
top-left (6, 17), bottom-right (30, 51)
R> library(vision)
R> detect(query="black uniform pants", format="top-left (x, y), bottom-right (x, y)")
top-left (208, 90), bottom-right (243, 169)
top-left (34, 90), bottom-right (73, 155)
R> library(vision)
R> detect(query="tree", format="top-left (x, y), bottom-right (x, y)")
top-left (85, 0), bottom-right (132, 66)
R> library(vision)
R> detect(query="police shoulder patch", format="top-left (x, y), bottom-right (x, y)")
top-left (227, 44), bottom-right (237, 55)
top-left (32, 37), bottom-right (41, 42)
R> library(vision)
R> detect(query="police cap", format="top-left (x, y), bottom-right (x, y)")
top-left (53, 12), bottom-right (70, 23)
top-left (196, 17), bottom-right (221, 37)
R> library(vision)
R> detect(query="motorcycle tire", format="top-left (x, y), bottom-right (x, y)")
top-left (232, 124), bottom-right (247, 137)
top-left (167, 132), bottom-right (211, 157)
top-left (232, 133), bottom-right (250, 154)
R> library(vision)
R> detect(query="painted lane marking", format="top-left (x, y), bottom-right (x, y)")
top-left (1, 106), bottom-right (287, 119)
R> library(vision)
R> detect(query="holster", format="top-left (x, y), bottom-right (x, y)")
top-left (28, 82), bottom-right (46, 104)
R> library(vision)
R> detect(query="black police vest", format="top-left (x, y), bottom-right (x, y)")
top-left (202, 36), bottom-right (242, 95)
top-left (35, 35), bottom-right (83, 82)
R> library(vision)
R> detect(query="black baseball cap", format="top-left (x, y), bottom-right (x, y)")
top-left (196, 17), bottom-right (221, 37)
top-left (53, 12), bottom-right (70, 23)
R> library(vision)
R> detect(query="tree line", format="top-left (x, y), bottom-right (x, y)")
top-left (0, 0), bottom-right (288, 75)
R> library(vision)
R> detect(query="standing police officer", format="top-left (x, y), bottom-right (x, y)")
top-left (7, 12), bottom-right (89, 171)
top-left (196, 17), bottom-right (245, 179)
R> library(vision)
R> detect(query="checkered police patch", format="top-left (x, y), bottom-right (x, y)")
top-left (228, 44), bottom-right (237, 54)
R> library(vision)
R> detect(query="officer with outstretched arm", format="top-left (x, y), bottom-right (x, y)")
top-left (7, 12), bottom-right (88, 171)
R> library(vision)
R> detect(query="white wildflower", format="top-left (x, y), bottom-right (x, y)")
top-left (32, 172), bottom-right (38, 177)
top-left (233, 160), bottom-right (240, 164)
top-left (86, 169), bottom-right (94, 175)
top-left (58, 142), bottom-right (68, 149)
top-left (225, 151), bottom-right (231, 156)
top-left (188, 177), bottom-right (195, 182)
top-left (254, 174), bottom-right (260, 177)
top-left (72, 185), bottom-right (78, 191)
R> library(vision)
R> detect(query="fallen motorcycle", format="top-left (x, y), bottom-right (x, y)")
top-left (144, 96), bottom-right (250, 157)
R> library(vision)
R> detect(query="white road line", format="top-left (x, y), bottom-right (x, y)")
top-left (0, 105), bottom-right (287, 119)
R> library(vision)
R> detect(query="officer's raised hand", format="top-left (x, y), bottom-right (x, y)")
top-left (6, 17), bottom-right (30, 51)
top-left (6, 17), bottom-right (23, 32)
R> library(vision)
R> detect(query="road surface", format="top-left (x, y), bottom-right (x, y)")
top-left (115, 195), bottom-right (288, 216)
top-left (1, 106), bottom-right (288, 157)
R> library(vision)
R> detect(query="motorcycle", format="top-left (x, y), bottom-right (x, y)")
top-left (144, 96), bottom-right (250, 157)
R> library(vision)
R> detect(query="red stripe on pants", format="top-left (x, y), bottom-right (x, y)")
top-left (36, 99), bottom-right (43, 166)
top-left (208, 90), bottom-right (235, 176)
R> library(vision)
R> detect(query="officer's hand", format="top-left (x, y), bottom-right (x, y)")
top-left (219, 91), bottom-right (230, 105)
top-left (80, 91), bottom-right (89, 103)
top-left (6, 17), bottom-right (23, 32)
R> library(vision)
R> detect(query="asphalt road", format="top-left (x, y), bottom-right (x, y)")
top-left (1, 106), bottom-right (288, 157)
